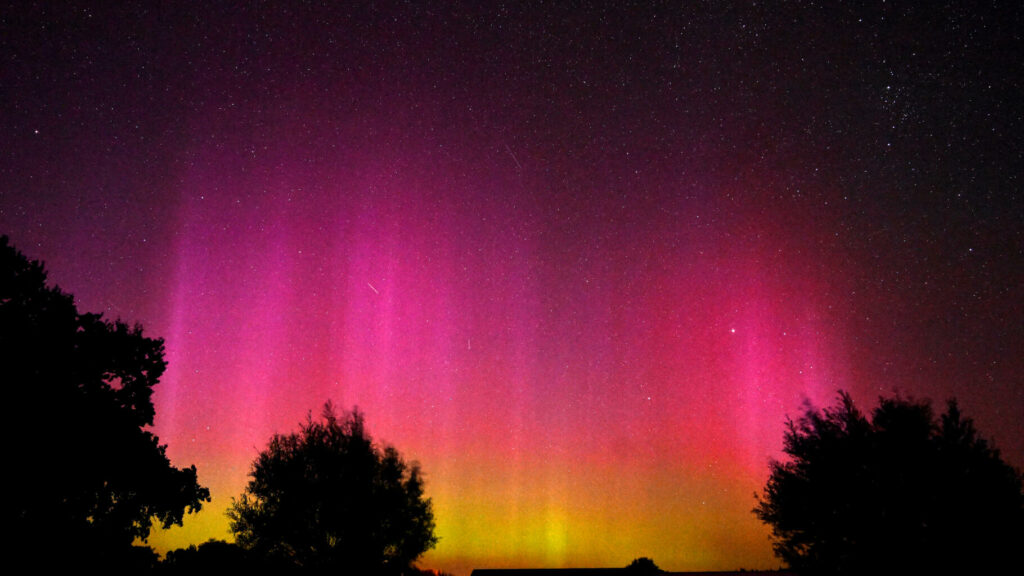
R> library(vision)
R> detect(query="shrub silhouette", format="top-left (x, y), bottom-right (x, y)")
top-left (754, 391), bottom-right (1023, 575)
top-left (0, 236), bottom-right (209, 569)
top-left (229, 403), bottom-right (437, 574)
top-left (162, 539), bottom-right (259, 573)
top-left (625, 557), bottom-right (662, 573)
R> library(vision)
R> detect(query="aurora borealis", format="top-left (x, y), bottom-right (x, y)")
top-left (2, 2), bottom-right (1022, 574)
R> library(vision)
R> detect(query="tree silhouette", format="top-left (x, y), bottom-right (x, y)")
top-left (229, 403), bottom-right (437, 574)
top-left (754, 391), bottom-right (1023, 575)
top-left (0, 236), bottom-right (209, 569)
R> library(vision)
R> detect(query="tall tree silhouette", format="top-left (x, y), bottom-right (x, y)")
top-left (229, 403), bottom-right (437, 575)
top-left (755, 391), bottom-right (1023, 575)
top-left (0, 236), bottom-right (209, 569)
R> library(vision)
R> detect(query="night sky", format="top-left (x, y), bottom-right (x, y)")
top-left (2, 1), bottom-right (1022, 573)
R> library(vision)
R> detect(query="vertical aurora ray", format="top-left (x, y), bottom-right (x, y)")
top-left (61, 126), bottom-right (955, 572)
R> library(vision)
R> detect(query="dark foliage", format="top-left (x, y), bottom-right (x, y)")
top-left (625, 557), bottom-right (662, 573)
top-left (755, 391), bottom-right (1024, 575)
top-left (1, 236), bottom-right (210, 569)
top-left (162, 539), bottom-right (261, 574)
top-left (229, 403), bottom-right (437, 574)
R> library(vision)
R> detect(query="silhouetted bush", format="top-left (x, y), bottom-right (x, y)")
top-left (1, 236), bottom-right (209, 569)
top-left (755, 391), bottom-right (1023, 575)
top-left (625, 557), bottom-right (662, 573)
top-left (229, 403), bottom-right (437, 574)
top-left (162, 539), bottom-right (261, 574)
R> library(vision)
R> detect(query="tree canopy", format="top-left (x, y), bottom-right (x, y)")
top-left (755, 391), bottom-right (1023, 575)
top-left (228, 403), bottom-right (437, 574)
top-left (0, 236), bottom-right (209, 568)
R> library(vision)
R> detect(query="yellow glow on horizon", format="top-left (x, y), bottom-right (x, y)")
top-left (146, 497), bottom-right (233, 555)
top-left (147, 452), bottom-right (779, 575)
top-left (418, 454), bottom-right (778, 574)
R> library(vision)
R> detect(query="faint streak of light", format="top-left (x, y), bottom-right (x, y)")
top-left (504, 143), bottom-right (522, 170)
top-left (367, 282), bottom-right (379, 295)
